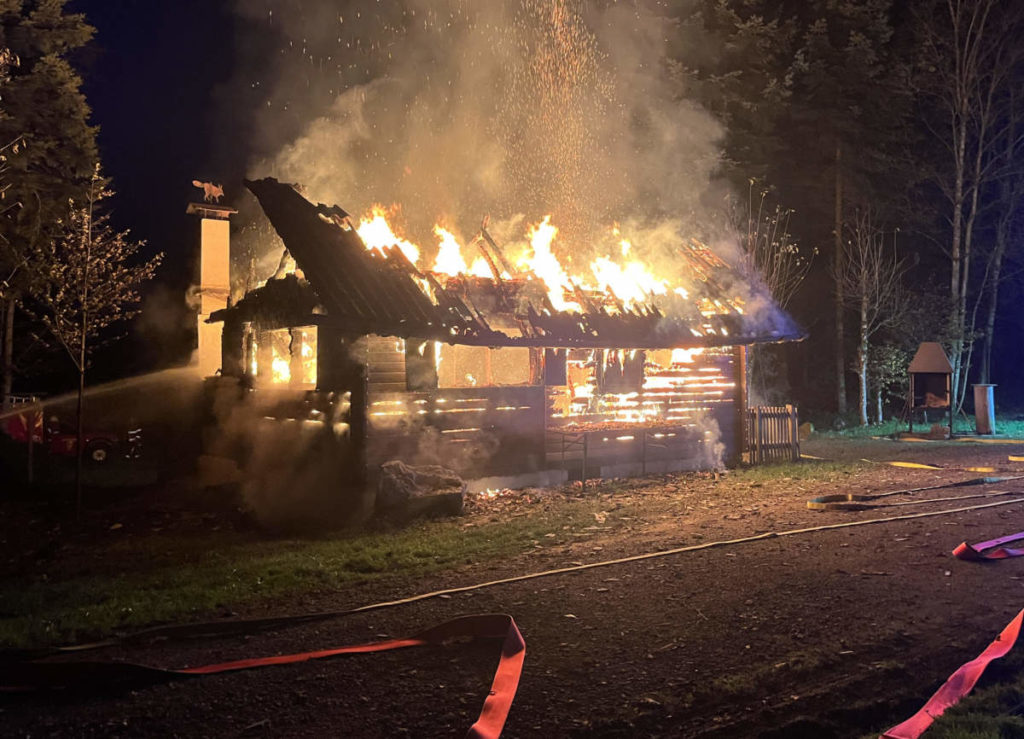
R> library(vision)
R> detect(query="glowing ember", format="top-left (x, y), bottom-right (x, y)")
top-left (271, 354), bottom-right (290, 384)
top-left (671, 348), bottom-right (703, 364)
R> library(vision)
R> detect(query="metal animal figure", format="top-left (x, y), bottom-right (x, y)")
top-left (192, 180), bottom-right (225, 203)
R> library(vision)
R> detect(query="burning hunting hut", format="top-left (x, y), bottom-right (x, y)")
top-left (206, 178), bottom-right (802, 492)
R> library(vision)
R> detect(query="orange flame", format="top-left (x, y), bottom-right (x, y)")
top-left (356, 205), bottom-right (420, 264)
top-left (432, 225), bottom-right (468, 276)
top-left (519, 215), bottom-right (580, 312)
top-left (345, 206), bottom-right (741, 331)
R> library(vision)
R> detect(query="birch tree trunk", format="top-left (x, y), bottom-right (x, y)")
top-left (980, 91), bottom-right (1018, 383)
top-left (981, 242), bottom-right (1006, 383)
top-left (858, 293), bottom-right (869, 426)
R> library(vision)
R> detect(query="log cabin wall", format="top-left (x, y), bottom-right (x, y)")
top-left (366, 387), bottom-right (546, 479)
top-left (220, 319), bottom-right (747, 484)
top-left (362, 334), bottom-right (545, 480)
top-left (543, 347), bottom-right (739, 479)
top-left (358, 336), bottom-right (742, 483)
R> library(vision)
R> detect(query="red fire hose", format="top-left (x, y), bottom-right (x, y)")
top-left (882, 608), bottom-right (1024, 739)
top-left (953, 531), bottom-right (1024, 561)
top-left (1, 614), bottom-right (525, 739)
top-left (879, 531), bottom-right (1024, 736)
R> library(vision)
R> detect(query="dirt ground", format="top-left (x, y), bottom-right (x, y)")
top-left (6, 436), bottom-right (1024, 738)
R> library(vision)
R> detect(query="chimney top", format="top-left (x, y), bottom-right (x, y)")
top-left (187, 202), bottom-right (237, 220)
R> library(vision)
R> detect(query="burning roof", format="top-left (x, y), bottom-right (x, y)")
top-left (228, 178), bottom-right (802, 349)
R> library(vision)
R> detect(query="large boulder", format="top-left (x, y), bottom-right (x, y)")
top-left (377, 460), bottom-right (466, 519)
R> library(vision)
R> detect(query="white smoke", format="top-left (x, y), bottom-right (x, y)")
top-left (229, 0), bottom-right (797, 337)
top-left (233, 2), bottom-right (722, 237)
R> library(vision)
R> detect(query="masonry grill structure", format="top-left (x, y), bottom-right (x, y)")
top-left (210, 179), bottom-right (803, 490)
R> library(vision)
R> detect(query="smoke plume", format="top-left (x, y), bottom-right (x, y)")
top-left (232, 3), bottom-right (727, 244)
top-left (227, 0), bottom-right (801, 343)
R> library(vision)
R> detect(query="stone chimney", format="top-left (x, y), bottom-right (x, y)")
top-left (186, 201), bottom-right (237, 377)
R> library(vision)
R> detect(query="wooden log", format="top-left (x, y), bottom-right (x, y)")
top-left (480, 220), bottom-right (517, 277)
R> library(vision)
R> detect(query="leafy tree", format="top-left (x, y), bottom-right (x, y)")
top-left (692, 0), bottom-right (797, 187)
top-left (0, 0), bottom-right (97, 407)
top-left (29, 167), bottom-right (161, 509)
top-left (868, 342), bottom-right (908, 424)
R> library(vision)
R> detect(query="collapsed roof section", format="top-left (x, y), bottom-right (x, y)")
top-left (233, 177), bottom-right (803, 349)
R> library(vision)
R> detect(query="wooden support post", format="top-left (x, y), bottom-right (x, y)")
top-left (755, 406), bottom-right (762, 465)
top-left (733, 345), bottom-right (747, 465)
top-left (909, 375), bottom-right (915, 434)
top-left (788, 404), bottom-right (799, 462)
top-left (947, 374), bottom-right (954, 438)
top-left (582, 433), bottom-right (588, 492)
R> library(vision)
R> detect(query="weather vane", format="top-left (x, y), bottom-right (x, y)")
top-left (192, 180), bottom-right (225, 204)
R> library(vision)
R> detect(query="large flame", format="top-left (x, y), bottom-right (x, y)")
top-left (432, 225), bottom-right (468, 276)
top-left (430, 226), bottom-right (498, 280)
top-left (356, 205), bottom-right (420, 264)
top-left (345, 205), bottom-right (740, 326)
top-left (590, 256), bottom-right (668, 309)
top-left (519, 215), bottom-right (580, 312)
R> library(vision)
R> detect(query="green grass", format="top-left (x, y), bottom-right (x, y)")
top-left (864, 680), bottom-right (1024, 739)
top-left (910, 654), bottom-right (1024, 739)
top-left (817, 415), bottom-right (1024, 439)
top-left (0, 495), bottom-right (633, 648)
top-left (0, 457), bottom-right (864, 649)
top-left (861, 648), bottom-right (1024, 738)
top-left (731, 459), bottom-right (862, 483)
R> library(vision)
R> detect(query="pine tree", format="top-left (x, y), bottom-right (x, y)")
top-left (691, 2), bottom-right (912, 416)
top-left (784, 0), bottom-right (911, 417)
top-left (0, 0), bottom-right (97, 407)
top-left (691, 0), bottom-right (797, 187)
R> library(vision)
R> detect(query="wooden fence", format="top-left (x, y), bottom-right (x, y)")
top-left (745, 404), bottom-right (800, 464)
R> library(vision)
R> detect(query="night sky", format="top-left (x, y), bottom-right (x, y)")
top-left (72, 2), bottom-right (251, 278)
top-left (67, 1), bottom-right (274, 376)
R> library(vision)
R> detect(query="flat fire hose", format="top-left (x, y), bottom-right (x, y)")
top-left (808, 489), bottom-right (1019, 512)
top-left (953, 531), bottom-right (1024, 561)
top-left (807, 476), bottom-right (1023, 511)
top-left (882, 608), bottom-right (1024, 739)
top-left (0, 614), bottom-right (525, 739)
top-left (861, 459), bottom-right (1001, 473)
